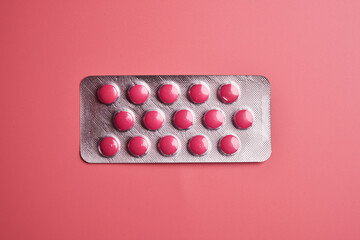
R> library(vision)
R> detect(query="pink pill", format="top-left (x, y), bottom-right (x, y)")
top-left (188, 84), bottom-right (209, 104)
top-left (203, 109), bottom-right (224, 129)
top-left (158, 135), bottom-right (179, 156)
top-left (128, 136), bottom-right (149, 157)
top-left (219, 135), bottom-right (240, 155)
top-left (99, 137), bottom-right (119, 157)
top-left (234, 109), bottom-right (254, 129)
top-left (188, 135), bottom-right (209, 156)
top-left (113, 111), bottom-right (134, 131)
top-left (97, 84), bottom-right (118, 104)
top-left (128, 84), bottom-right (149, 104)
top-left (219, 83), bottom-right (239, 103)
top-left (158, 84), bottom-right (179, 104)
top-left (173, 109), bottom-right (193, 130)
top-left (143, 111), bottom-right (164, 130)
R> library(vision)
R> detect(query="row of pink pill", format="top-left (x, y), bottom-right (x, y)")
top-left (99, 134), bottom-right (240, 158)
top-left (114, 108), bottom-right (254, 131)
top-left (97, 82), bottom-right (240, 105)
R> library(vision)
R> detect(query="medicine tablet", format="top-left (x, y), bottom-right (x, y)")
top-left (219, 135), bottom-right (240, 155)
top-left (158, 135), bottom-right (179, 156)
top-left (143, 111), bottom-right (164, 130)
top-left (203, 109), bottom-right (224, 129)
top-left (234, 110), bottom-right (254, 129)
top-left (188, 84), bottom-right (209, 104)
top-left (114, 111), bottom-right (134, 131)
top-left (158, 84), bottom-right (179, 104)
top-left (128, 84), bottom-right (149, 104)
top-left (128, 136), bottom-right (149, 157)
top-left (218, 83), bottom-right (239, 103)
top-left (188, 135), bottom-right (209, 156)
top-left (97, 84), bottom-right (118, 104)
top-left (99, 137), bottom-right (119, 157)
top-left (173, 109), bottom-right (193, 130)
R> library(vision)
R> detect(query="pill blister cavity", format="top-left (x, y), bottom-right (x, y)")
top-left (143, 110), bottom-right (164, 131)
top-left (158, 135), bottom-right (179, 156)
top-left (234, 109), bottom-right (254, 129)
top-left (98, 137), bottom-right (119, 157)
top-left (188, 83), bottom-right (209, 104)
top-left (128, 136), bottom-right (149, 157)
top-left (188, 135), bottom-right (209, 156)
top-left (218, 83), bottom-right (240, 103)
top-left (113, 110), bottom-right (134, 131)
top-left (219, 135), bottom-right (240, 155)
top-left (173, 109), bottom-right (194, 130)
top-left (128, 84), bottom-right (149, 104)
top-left (97, 84), bottom-right (119, 104)
top-left (158, 83), bottom-right (179, 104)
top-left (203, 109), bottom-right (224, 129)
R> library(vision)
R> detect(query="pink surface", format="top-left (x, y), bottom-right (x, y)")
top-left (1, 0), bottom-right (360, 239)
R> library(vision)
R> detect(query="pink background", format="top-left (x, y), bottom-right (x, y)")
top-left (1, 0), bottom-right (360, 239)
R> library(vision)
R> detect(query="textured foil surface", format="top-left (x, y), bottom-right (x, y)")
top-left (80, 75), bottom-right (271, 163)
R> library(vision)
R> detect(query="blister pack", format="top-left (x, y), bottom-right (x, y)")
top-left (80, 75), bottom-right (271, 163)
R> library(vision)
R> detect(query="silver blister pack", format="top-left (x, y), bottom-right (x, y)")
top-left (80, 75), bottom-right (271, 163)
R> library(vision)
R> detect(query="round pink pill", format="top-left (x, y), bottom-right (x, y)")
top-left (234, 109), bottom-right (254, 129)
top-left (97, 84), bottom-right (118, 104)
top-left (128, 136), bottom-right (149, 157)
top-left (128, 84), bottom-right (149, 104)
top-left (219, 135), bottom-right (240, 155)
top-left (113, 111), bottom-right (134, 131)
top-left (188, 84), bottom-right (209, 104)
top-left (173, 109), bottom-right (193, 130)
top-left (158, 84), bottom-right (179, 104)
top-left (188, 135), bottom-right (209, 156)
top-left (158, 135), bottom-right (179, 156)
top-left (143, 111), bottom-right (164, 130)
top-left (203, 109), bottom-right (224, 129)
top-left (219, 83), bottom-right (239, 103)
top-left (99, 137), bottom-right (119, 157)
